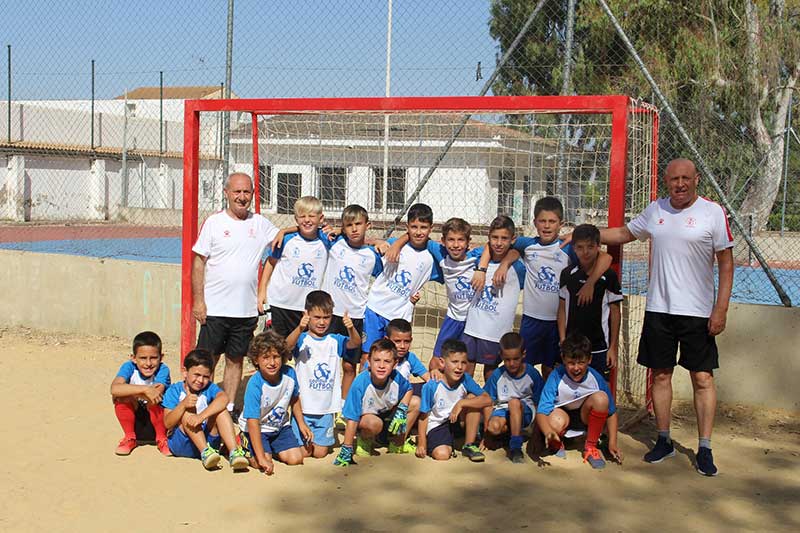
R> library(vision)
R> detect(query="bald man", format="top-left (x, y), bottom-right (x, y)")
top-left (600, 159), bottom-right (734, 476)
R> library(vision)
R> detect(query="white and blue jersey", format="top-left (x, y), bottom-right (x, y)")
top-left (428, 243), bottom-right (483, 321)
top-left (537, 365), bottom-right (616, 415)
top-left (239, 366), bottom-right (299, 434)
top-left (463, 259), bottom-right (526, 343)
top-left (322, 236), bottom-right (383, 319)
top-left (420, 375), bottom-right (484, 433)
top-left (163, 381), bottom-right (223, 415)
top-left (268, 230), bottom-right (332, 312)
top-left (513, 237), bottom-right (577, 320)
top-left (293, 332), bottom-right (348, 415)
top-left (115, 360), bottom-right (171, 388)
top-left (483, 364), bottom-right (544, 413)
top-left (342, 370), bottom-right (412, 421)
top-left (364, 351), bottom-right (427, 381)
top-left (366, 239), bottom-right (441, 322)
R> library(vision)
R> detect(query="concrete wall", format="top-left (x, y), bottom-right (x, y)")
top-left (0, 248), bottom-right (797, 410)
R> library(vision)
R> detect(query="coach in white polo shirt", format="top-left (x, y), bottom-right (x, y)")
top-left (600, 158), bottom-right (733, 477)
top-left (191, 172), bottom-right (279, 417)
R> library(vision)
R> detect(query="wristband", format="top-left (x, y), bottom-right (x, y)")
top-left (475, 266), bottom-right (487, 272)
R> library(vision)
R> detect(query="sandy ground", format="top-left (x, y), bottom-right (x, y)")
top-left (1, 326), bottom-right (798, 533)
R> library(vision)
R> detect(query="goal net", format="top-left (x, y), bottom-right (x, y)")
top-left (182, 96), bottom-right (657, 410)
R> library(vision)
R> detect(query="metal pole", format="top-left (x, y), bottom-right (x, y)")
top-left (556, 0), bottom-right (576, 219)
top-left (159, 70), bottom-right (164, 154)
top-left (90, 59), bottom-right (95, 149)
top-left (222, 0), bottom-right (234, 181)
top-left (6, 45), bottom-right (10, 143)
top-left (122, 90), bottom-right (129, 207)
top-left (780, 100), bottom-right (792, 236)
top-left (381, 0), bottom-right (393, 217)
top-left (597, 0), bottom-right (792, 307)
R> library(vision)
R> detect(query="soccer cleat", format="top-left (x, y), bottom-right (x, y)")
top-left (695, 448), bottom-right (718, 477)
top-left (510, 448), bottom-right (525, 464)
top-left (335, 412), bottom-right (346, 429)
top-left (333, 444), bottom-right (356, 467)
top-left (583, 446), bottom-right (606, 469)
top-left (355, 436), bottom-right (374, 457)
top-left (388, 437), bottom-right (416, 454)
top-left (201, 444), bottom-right (221, 470)
top-left (462, 443), bottom-right (485, 462)
top-left (115, 436), bottom-right (137, 456)
top-left (644, 436), bottom-right (676, 464)
top-left (156, 438), bottom-right (172, 457)
top-left (229, 447), bottom-right (250, 472)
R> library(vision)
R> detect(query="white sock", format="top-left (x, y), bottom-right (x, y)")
top-left (227, 402), bottom-right (234, 412)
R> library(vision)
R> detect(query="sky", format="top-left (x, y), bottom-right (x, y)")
top-left (1, 0), bottom-right (500, 101)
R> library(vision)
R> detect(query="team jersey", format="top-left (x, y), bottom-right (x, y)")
top-left (627, 197), bottom-right (734, 318)
top-left (322, 236), bottom-right (383, 319)
top-left (162, 381), bottom-right (223, 415)
top-left (428, 244), bottom-right (483, 321)
top-left (419, 374), bottom-right (485, 433)
top-left (537, 365), bottom-right (616, 416)
top-left (559, 266), bottom-right (623, 353)
top-left (366, 239), bottom-right (441, 322)
top-left (463, 259), bottom-right (526, 343)
top-left (192, 211), bottom-right (280, 317)
top-left (483, 363), bottom-right (544, 413)
top-left (239, 366), bottom-right (299, 434)
top-left (115, 360), bottom-right (171, 388)
top-left (293, 332), bottom-right (348, 415)
top-left (341, 370), bottom-right (412, 421)
top-left (513, 236), bottom-right (578, 320)
top-left (268, 230), bottom-right (332, 312)
top-left (363, 351), bottom-right (427, 381)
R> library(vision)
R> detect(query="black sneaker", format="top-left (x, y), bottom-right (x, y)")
top-left (509, 448), bottom-right (525, 464)
top-left (644, 436), bottom-right (676, 463)
top-left (695, 447), bottom-right (718, 477)
top-left (462, 443), bottom-right (485, 462)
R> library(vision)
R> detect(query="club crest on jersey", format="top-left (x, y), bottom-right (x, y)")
top-left (292, 262), bottom-right (317, 287)
top-left (248, 227), bottom-right (256, 238)
top-left (292, 247), bottom-right (301, 258)
top-left (475, 285), bottom-right (498, 313)
top-left (334, 265), bottom-right (357, 293)
top-left (309, 362), bottom-right (333, 391)
top-left (265, 406), bottom-right (287, 428)
top-left (657, 218), bottom-right (665, 225)
top-left (534, 265), bottom-right (559, 293)
top-left (223, 230), bottom-right (231, 238)
top-left (685, 217), bottom-right (696, 228)
top-left (437, 398), bottom-right (445, 409)
top-left (453, 275), bottom-right (475, 301)
top-left (387, 269), bottom-right (413, 297)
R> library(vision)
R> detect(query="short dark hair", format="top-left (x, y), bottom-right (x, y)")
top-left (305, 290), bottom-right (334, 313)
top-left (441, 338), bottom-right (468, 358)
top-left (489, 214), bottom-right (515, 235)
top-left (183, 349), bottom-right (215, 371)
top-left (442, 217), bottom-right (471, 239)
top-left (407, 203), bottom-right (433, 224)
top-left (533, 196), bottom-right (564, 221)
top-left (369, 338), bottom-right (398, 359)
top-left (132, 330), bottom-right (162, 355)
top-left (572, 223), bottom-right (601, 245)
top-left (341, 204), bottom-right (369, 225)
top-left (561, 332), bottom-right (592, 362)
top-left (248, 330), bottom-right (291, 367)
top-left (386, 318), bottom-right (412, 337)
top-left (499, 331), bottom-right (524, 352)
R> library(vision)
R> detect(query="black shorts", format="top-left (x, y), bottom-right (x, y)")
top-left (269, 306), bottom-right (304, 338)
top-left (426, 422), bottom-right (457, 455)
top-left (134, 401), bottom-right (156, 442)
top-left (567, 408), bottom-right (586, 432)
top-left (637, 311), bottom-right (719, 372)
top-left (197, 316), bottom-right (258, 359)
top-left (329, 314), bottom-right (364, 365)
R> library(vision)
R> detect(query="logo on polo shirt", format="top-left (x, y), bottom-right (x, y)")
top-left (292, 263), bottom-right (317, 287)
top-left (686, 217), bottom-right (696, 228)
top-left (534, 265), bottom-right (559, 293)
top-left (309, 362), bottom-right (333, 391)
top-left (334, 266), bottom-right (357, 293)
top-left (223, 230), bottom-right (231, 237)
top-left (387, 269), bottom-right (413, 298)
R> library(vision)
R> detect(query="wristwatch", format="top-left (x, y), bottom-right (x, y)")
top-left (474, 266), bottom-right (488, 272)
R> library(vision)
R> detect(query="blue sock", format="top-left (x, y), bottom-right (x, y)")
top-left (699, 438), bottom-right (711, 450)
top-left (658, 430), bottom-right (671, 443)
top-left (510, 435), bottom-right (524, 451)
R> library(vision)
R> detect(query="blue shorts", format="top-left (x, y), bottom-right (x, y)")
top-left (245, 425), bottom-right (301, 456)
top-left (520, 315), bottom-right (560, 367)
top-left (362, 308), bottom-right (391, 354)
top-left (591, 350), bottom-right (610, 378)
top-left (433, 317), bottom-right (466, 357)
top-left (292, 413), bottom-right (335, 447)
top-left (462, 333), bottom-right (501, 366)
top-left (491, 403), bottom-right (534, 429)
top-left (426, 422), bottom-right (457, 455)
top-left (168, 424), bottom-right (221, 459)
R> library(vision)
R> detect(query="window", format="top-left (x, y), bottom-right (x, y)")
top-left (276, 173), bottom-right (302, 214)
top-left (316, 166), bottom-right (347, 209)
top-left (258, 164), bottom-right (271, 208)
top-left (373, 167), bottom-right (406, 212)
top-left (497, 169), bottom-right (515, 216)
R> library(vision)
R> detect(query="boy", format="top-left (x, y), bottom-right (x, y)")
top-left (162, 349), bottom-right (249, 471)
top-left (482, 332), bottom-right (544, 463)
top-left (110, 331), bottom-right (171, 456)
top-left (362, 203), bottom-right (441, 357)
top-left (286, 290), bottom-right (361, 458)
top-left (334, 338), bottom-right (414, 466)
top-left (240, 330), bottom-right (311, 475)
top-left (535, 333), bottom-right (622, 469)
top-left (416, 339), bottom-right (492, 462)
top-left (557, 224), bottom-right (623, 381)
top-left (462, 215), bottom-right (526, 380)
top-left (258, 196), bottom-right (332, 337)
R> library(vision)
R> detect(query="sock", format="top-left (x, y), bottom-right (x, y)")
top-left (147, 404), bottom-right (167, 441)
top-left (227, 402), bottom-right (235, 412)
top-left (114, 402), bottom-right (137, 439)
top-left (699, 438), bottom-right (711, 450)
top-left (586, 409), bottom-right (609, 449)
top-left (658, 429), bottom-right (671, 443)
top-left (509, 435), bottom-right (524, 451)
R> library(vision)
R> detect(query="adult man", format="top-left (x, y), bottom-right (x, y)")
top-left (600, 158), bottom-right (733, 476)
top-left (191, 172), bottom-right (279, 418)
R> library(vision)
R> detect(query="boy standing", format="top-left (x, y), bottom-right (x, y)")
top-left (110, 331), bottom-right (171, 456)
top-left (286, 290), bottom-right (361, 458)
top-left (557, 224), bottom-right (623, 380)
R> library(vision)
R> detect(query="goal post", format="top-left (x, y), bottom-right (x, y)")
top-left (181, 95), bottom-right (658, 408)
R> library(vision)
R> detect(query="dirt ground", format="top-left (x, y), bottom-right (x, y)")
top-left (1, 327), bottom-right (798, 533)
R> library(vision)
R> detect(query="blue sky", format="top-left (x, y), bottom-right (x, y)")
top-left (2, 1), bottom-right (500, 100)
